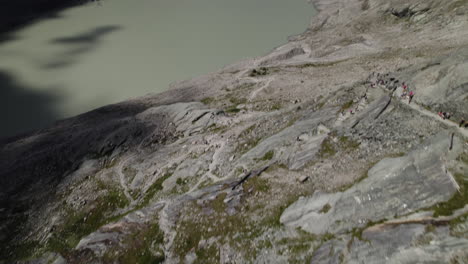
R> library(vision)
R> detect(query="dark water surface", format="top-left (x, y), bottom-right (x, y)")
top-left (0, 0), bottom-right (316, 138)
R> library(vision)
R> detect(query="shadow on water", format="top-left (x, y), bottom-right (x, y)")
top-left (0, 71), bottom-right (63, 139)
top-left (51, 25), bottom-right (121, 45)
top-left (42, 25), bottom-right (123, 69)
top-left (0, 24), bottom-right (123, 138)
top-left (0, 0), bottom-right (100, 43)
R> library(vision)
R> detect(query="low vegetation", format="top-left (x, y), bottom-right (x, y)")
top-left (172, 174), bottom-right (314, 262)
top-left (47, 187), bottom-right (129, 254)
top-left (319, 203), bottom-right (332, 214)
top-left (339, 100), bottom-right (354, 112)
top-left (141, 169), bottom-right (174, 206)
top-left (318, 137), bottom-right (337, 159)
top-left (201, 97), bottom-right (215, 105)
top-left (249, 67), bottom-right (271, 77)
top-left (235, 124), bottom-right (263, 154)
top-left (102, 222), bottom-right (165, 264)
top-left (431, 172), bottom-right (467, 217)
top-left (259, 150), bottom-right (275, 161)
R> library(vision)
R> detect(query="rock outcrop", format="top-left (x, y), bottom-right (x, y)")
top-left (1, 0), bottom-right (467, 263)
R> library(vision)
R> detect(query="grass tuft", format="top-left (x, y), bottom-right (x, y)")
top-left (319, 203), bottom-right (332, 214)
top-left (47, 187), bottom-right (129, 254)
top-left (431, 172), bottom-right (467, 217)
top-left (201, 97), bottom-right (215, 105)
top-left (259, 150), bottom-right (275, 161)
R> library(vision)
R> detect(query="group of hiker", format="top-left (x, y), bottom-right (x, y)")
top-left (368, 72), bottom-right (467, 129)
top-left (437, 112), bottom-right (467, 128)
top-left (369, 72), bottom-right (415, 104)
top-left (460, 118), bottom-right (467, 128)
top-left (438, 111), bottom-right (451, 120)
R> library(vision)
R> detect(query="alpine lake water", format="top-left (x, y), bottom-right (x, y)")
top-left (0, 0), bottom-right (316, 138)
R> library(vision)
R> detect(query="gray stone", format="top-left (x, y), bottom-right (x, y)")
top-left (298, 176), bottom-right (309, 183)
top-left (317, 124), bottom-right (330, 135)
top-left (281, 132), bottom-right (463, 234)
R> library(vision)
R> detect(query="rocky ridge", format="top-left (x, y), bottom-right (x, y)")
top-left (1, 0), bottom-right (468, 263)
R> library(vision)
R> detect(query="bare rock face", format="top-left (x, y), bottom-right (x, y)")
top-left (281, 132), bottom-right (463, 234)
top-left (1, 0), bottom-right (468, 263)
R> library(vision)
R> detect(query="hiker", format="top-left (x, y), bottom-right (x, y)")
top-left (460, 118), bottom-right (466, 127)
top-left (438, 112), bottom-right (444, 119)
top-left (402, 82), bottom-right (407, 90)
top-left (439, 112), bottom-right (450, 120)
top-left (444, 112), bottom-right (451, 120)
top-left (409, 91), bottom-right (414, 104)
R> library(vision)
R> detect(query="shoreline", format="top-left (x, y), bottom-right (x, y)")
top-left (1, 0), bottom-right (468, 262)
top-left (0, 0), bottom-right (317, 140)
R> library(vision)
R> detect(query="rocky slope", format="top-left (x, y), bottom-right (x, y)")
top-left (1, 0), bottom-right (468, 263)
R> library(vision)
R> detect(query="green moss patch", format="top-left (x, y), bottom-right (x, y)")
top-left (258, 150), bottom-right (275, 161)
top-left (243, 176), bottom-right (270, 194)
top-left (47, 188), bottom-right (129, 254)
top-left (229, 97), bottom-right (247, 105)
top-left (2, 240), bottom-right (41, 262)
top-left (236, 125), bottom-right (263, 154)
top-left (194, 244), bottom-right (219, 264)
top-left (172, 176), bottom-right (310, 262)
top-left (339, 136), bottom-right (361, 151)
top-left (249, 67), bottom-right (271, 77)
top-left (458, 152), bottom-right (468, 165)
top-left (224, 106), bottom-right (241, 113)
top-left (277, 229), bottom-right (335, 263)
top-left (103, 222), bottom-right (165, 264)
top-left (339, 100), bottom-right (354, 112)
top-left (431, 172), bottom-right (467, 217)
top-left (318, 137), bottom-right (337, 159)
top-left (319, 203), bottom-right (332, 214)
top-left (449, 212), bottom-right (468, 238)
top-left (293, 59), bottom-right (349, 69)
top-left (207, 124), bottom-right (228, 134)
top-left (271, 102), bottom-right (282, 111)
top-left (337, 170), bottom-right (369, 192)
top-left (141, 170), bottom-right (174, 206)
top-left (201, 97), bottom-right (215, 105)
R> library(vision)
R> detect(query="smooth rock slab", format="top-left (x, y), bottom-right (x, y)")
top-left (237, 108), bottom-right (335, 168)
top-left (280, 132), bottom-right (463, 234)
top-left (347, 224), bottom-right (468, 264)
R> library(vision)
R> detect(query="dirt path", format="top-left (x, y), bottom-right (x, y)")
top-left (375, 84), bottom-right (468, 139)
top-left (403, 100), bottom-right (468, 139)
top-left (116, 154), bottom-right (136, 203)
top-left (248, 76), bottom-right (274, 101)
top-left (116, 132), bottom-right (156, 203)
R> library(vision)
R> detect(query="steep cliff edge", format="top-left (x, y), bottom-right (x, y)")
top-left (1, 0), bottom-right (468, 263)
